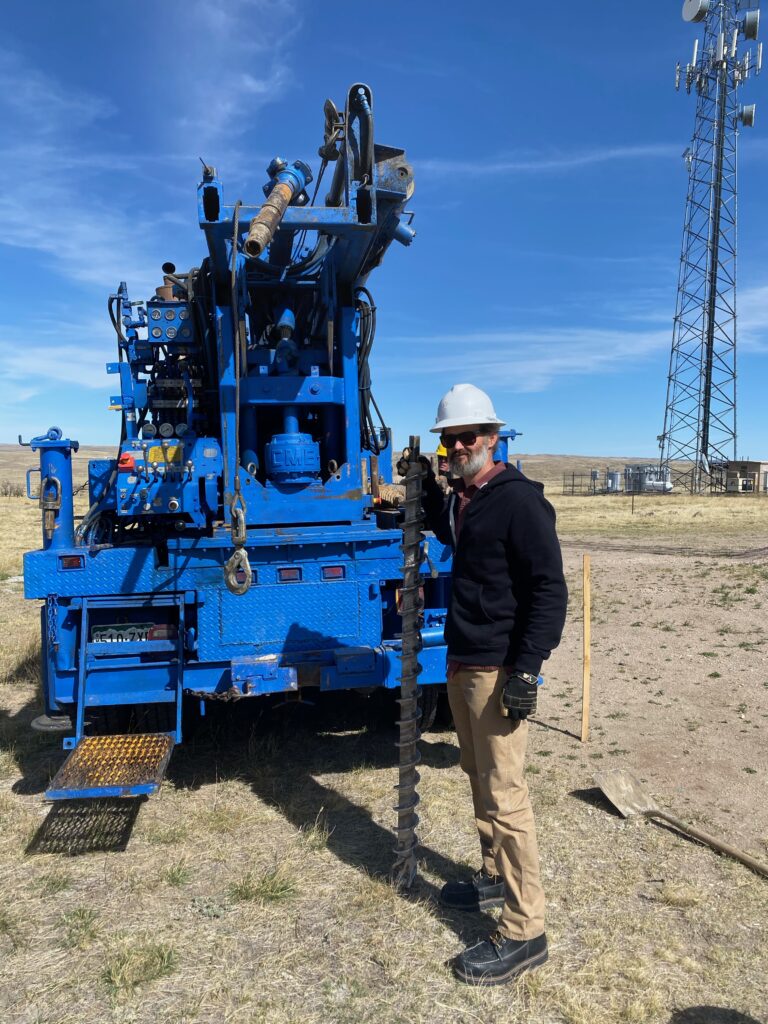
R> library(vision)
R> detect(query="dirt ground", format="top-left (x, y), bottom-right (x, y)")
top-left (1, 463), bottom-right (767, 1024)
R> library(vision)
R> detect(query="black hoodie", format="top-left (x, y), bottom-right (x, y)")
top-left (422, 464), bottom-right (568, 676)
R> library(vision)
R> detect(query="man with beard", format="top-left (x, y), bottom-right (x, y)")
top-left (401, 383), bottom-right (567, 986)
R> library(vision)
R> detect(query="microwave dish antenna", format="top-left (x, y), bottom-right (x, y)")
top-left (683, 0), bottom-right (710, 22)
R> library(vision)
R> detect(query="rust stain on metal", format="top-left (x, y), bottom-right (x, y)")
top-left (244, 182), bottom-right (295, 257)
top-left (51, 734), bottom-right (174, 790)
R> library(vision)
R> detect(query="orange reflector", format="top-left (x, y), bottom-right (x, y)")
top-left (59, 555), bottom-right (85, 570)
top-left (278, 567), bottom-right (302, 582)
top-left (322, 565), bottom-right (345, 580)
top-left (148, 624), bottom-right (178, 641)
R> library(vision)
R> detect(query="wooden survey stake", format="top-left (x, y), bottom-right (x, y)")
top-left (581, 553), bottom-right (591, 743)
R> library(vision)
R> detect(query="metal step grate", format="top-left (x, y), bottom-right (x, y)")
top-left (46, 733), bottom-right (175, 800)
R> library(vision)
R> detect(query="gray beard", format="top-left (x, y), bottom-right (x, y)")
top-left (450, 442), bottom-right (489, 480)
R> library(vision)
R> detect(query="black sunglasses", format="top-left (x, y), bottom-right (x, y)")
top-left (440, 429), bottom-right (489, 448)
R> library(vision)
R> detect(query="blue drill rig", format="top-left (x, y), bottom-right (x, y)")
top-left (21, 86), bottom-right (518, 812)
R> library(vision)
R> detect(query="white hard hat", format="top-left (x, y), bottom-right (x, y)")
top-left (430, 383), bottom-right (506, 433)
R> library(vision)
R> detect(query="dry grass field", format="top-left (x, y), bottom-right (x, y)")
top-left (1, 449), bottom-right (767, 1024)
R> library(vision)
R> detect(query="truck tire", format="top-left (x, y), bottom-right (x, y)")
top-left (433, 690), bottom-right (454, 729)
top-left (417, 685), bottom-right (440, 732)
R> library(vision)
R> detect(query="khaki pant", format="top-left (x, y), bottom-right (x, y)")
top-left (447, 666), bottom-right (545, 940)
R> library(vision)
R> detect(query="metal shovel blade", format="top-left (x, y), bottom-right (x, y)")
top-left (593, 768), bottom-right (768, 879)
top-left (593, 769), bottom-right (658, 817)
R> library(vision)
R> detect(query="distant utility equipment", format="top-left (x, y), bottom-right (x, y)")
top-left (624, 464), bottom-right (673, 495)
top-left (659, 0), bottom-right (761, 493)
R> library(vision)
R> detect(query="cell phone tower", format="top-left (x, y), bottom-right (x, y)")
top-left (659, 0), bottom-right (761, 493)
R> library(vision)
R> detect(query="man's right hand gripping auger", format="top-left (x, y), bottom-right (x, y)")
top-left (396, 447), bottom-right (433, 480)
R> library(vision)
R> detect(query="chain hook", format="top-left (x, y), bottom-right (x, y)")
top-left (224, 493), bottom-right (251, 594)
top-left (224, 547), bottom-right (252, 595)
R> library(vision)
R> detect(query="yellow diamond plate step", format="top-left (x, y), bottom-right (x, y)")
top-left (46, 733), bottom-right (175, 800)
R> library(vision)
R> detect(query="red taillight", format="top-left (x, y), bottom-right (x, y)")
top-left (277, 567), bottom-right (302, 583)
top-left (148, 624), bottom-right (178, 641)
top-left (59, 555), bottom-right (84, 570)
top-left (322, 565), bottom-right (345, 580)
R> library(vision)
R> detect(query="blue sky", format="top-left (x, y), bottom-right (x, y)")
top-left (1, 0), bottom-right (766, 457)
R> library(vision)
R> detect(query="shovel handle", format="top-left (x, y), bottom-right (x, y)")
top-left (649, 810), bottom-right (768, 879)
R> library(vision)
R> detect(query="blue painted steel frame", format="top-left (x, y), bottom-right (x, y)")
top-left (22, 85), bottom-right (459, 781)
top-left (47, 778), bottom-right (172, 800)
top-left (24, 524), bottom-right (453, 735)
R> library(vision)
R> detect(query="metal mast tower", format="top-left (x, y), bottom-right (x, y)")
top-left (659, 0), bottom-right (761, 493)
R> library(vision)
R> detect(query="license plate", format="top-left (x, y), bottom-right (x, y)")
top-left (91, 622), bottom-right (155, 643)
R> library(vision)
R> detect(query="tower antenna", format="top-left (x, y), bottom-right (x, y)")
top-left (659, 0), bottom-right (761, 493)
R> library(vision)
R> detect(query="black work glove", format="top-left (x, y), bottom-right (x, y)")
top-left (396, 448), bottom-right (433, 480)
top-left (500, 672), bottom-right (539, 720)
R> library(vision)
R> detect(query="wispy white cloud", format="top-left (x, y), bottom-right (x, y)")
top-left (177, 64), bottom-right (291, 145)
top-left (0, 48), bottom-right (115, 135)
top-left (415, 143), bottom-right (683, 176)
top-left (378, 324), bottom-right (670, 392)
top-left (739, 282), bottom-right (768, 351)
top-left (0, 163), bottom-right (171, 295)
top-left (0, 2), bottom-right (306, 426)
top-left (190, 0), bottom-right (296, 48)
top-left (0, 0), bottom-right (301, 294)
top-left (0, 50), bottom-right (182, 295)
top-left (515, 249), bottom-right (676, 269)
top-left (173, 0), bottom-right (300, 149)
top-left (417, 132), bottom-right (768, 181)
top-left (0, 342), bottom-right (109, 392)
top-left (0, 313), bottom-right (114, 396)
top-left (378, 273), bottom-right (768, 394)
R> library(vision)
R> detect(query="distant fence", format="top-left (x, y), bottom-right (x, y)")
top-left (561, 470), bottom-right (768, 498)
top-left (562, 469), bottom-right (622, 496)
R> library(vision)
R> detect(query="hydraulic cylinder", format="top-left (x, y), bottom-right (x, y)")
top-left (25, 427), bottom-right (79, 550)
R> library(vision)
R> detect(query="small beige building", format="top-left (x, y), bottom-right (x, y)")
top-left (725, 460), bottom-right (768, 493)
